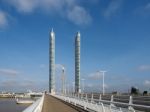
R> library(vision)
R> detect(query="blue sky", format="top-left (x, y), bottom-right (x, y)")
top-left (0, 0), bottom-right (150, 93)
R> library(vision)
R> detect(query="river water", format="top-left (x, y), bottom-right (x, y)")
top-left (0, 98), bottom-right (30, 112)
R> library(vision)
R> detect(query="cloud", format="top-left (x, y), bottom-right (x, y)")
top-left (134, 3), bottom-right (150, 17)
top-left (103, 0), bottom-right (123, 19)
top-left (0, 79), bottom-right (46, 92)
top-left (1, 80), bottom-right (18, 87)
top-left (0, 10), bottom-right (8, 28)
top-left (67, 6), bottom-right (92, 25)
top-left (85, 83), bottom-right (109, 92)
top-left (88, 71), bottom-right (103, 80)
top-left (142, 3), bottom-right (150, 16)
top-left (144, 80), bottom-right (150, 86)
top-left (3, 0), bottom-right (92, 26)
top-left (5, 0), bottom-right (66, 13)
top-left (4, 0), bottom-right (38, 13)
top-left (0, 68), bottom-right (19, 76)
top-left (145, 3), bottom-right (150, 10)
top-left (138, 65), bottom-right (150, 71)
top-left (80, 0), bottom-right (99, 4)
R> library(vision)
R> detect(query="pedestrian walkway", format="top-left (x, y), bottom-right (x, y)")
top-left (42, 94), bottom-right (79, 112)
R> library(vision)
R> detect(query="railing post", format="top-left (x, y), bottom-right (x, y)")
top-left (91, 94), bottom-right (93, 103)
top-left (78, 93), bottom-right (80, 99)
top-left (101, 103), bottom-right (105, 112)
top-left (128, 96), bottom-right (135, 112)
top-left (83, 101), bottom-right (87, 110)
top-left (99, 94), bottom-right (102, 104)
top-left (81, 93), bottom-right (83, 99)
top-left (119, 107), bottom-right (122, 112)
top-left (129, 96), bottom-right (133, 105)
top-left (85, 94), bottom-right (88, 102)
top-left (99, 94), bottom-right (102, 100)
top-left (111, 95), bottom-right (114, 102)
top-left (110, 95), bottom-right (116, 108)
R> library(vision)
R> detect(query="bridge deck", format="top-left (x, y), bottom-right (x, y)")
top-left (42, 94), bottom-right (79, 112)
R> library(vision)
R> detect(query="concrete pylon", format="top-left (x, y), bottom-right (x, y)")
top-left (49, 28), bottom-right (55, 94)
top-left (75, 32), bottom-right (81, 93)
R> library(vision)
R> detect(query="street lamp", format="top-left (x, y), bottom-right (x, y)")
top-left (100, 71), bottom-right (107, 95)
top-left (67, 84), bottom-right (70, 95)
top-left (81, 79), bottom-right (85, 93)
top-left (61, 66), bottom-right (65, 95)
top-left (72, 82), bottom-right (75, 93)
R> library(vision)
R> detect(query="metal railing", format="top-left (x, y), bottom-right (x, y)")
top-left (52, 93), bottom-right (150, 112)
top-left (77, 93), bottom-right (150, 110)
top-left (52, 94), bottom-right (134, 112)
top-left (23, 94), bottom-right (45, 112)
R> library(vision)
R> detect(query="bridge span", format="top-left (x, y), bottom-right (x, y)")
top-left (23, 93), bottom-right (150, 112)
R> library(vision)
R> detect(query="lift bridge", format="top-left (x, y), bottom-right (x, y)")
top-left (23, 30), bottom-right (150, 112)
top-left (23, 92), bottom-right (150, 112)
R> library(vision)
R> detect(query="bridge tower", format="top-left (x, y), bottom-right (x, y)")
top-left (75, 32), bottom-right (81, 93)
top-left (49, 29), bottom-right (55, 94)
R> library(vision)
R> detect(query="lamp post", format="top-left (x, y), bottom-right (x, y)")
top-left (72, 82), bottom-right (75, 93)
top-left (81, 79), bottom-right (85, 93)
top-left (100, 71), bottom-right (107, 95)
top-left (61, 66), bottom-right (65, 95)
top-left (66, 84), bottom-right (70, 96)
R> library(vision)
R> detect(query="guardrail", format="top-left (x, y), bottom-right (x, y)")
top-left (52, 94), bottom-right (135, 112)
top-left (73, 93), bottom-right (150, 111)
top-left (23, 94), bottom-right (45, 112)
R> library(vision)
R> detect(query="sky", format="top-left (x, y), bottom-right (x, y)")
top-left (0, 0), bottom-right (150, 93)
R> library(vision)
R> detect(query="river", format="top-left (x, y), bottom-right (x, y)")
top-left (0, 98), bottom-right (30, 112)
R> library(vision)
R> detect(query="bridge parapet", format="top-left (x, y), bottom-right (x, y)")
top-left (23, 94), bottom-right (44, 112)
